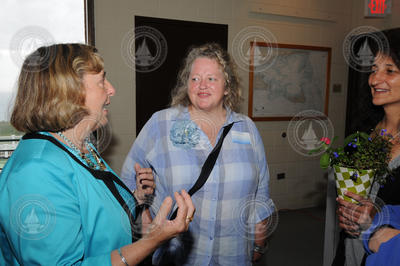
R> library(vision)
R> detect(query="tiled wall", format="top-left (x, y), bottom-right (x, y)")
top-left (95, 0), bottom-right (399, 210)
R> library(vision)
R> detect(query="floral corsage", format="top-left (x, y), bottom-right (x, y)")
top-left (170, 119), bottom-right (200, 149)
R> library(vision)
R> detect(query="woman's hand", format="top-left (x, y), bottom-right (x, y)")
top-left (111, 190), bottom-right (195, 265)
top-left (337, 191), bottom-right (377, 236)
top-left (133, 163), bottom-right (155, 205)
top-left (144, 190), bottom-right (195, 243)
top-left (252, 219), bottom-right (269, 263)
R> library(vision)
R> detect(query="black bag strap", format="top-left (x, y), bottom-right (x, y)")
top-left (22, 132), bottom-right (142, 242)
top-left (170, 122), bottom-right (234, 220)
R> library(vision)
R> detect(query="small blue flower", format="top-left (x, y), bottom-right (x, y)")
top-left (333, 152), bottom-right (339, 158)
top-left (170, 120), bottom-right (200, 149)
top-left (352, 144), bottom-right (357, 148)
top-left (350, 172), bottom-right (358, 182)
top-left (348, 142), bottom-right (352, 146)
top-left (368, 137), bottom-right (372, 141)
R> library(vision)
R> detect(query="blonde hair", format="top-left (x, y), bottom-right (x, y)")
top-left (11, 43), bottom-right (104, 133)
top-left (170, 43), bottom-right (241, 112)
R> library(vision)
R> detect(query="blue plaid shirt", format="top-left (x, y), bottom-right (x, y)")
top-left (121, 106), bottom-right (274, 266)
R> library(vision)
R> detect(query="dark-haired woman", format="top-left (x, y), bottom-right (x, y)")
top-left (335, 28), bottom-right (400, 266)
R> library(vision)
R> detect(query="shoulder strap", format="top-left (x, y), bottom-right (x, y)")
top-left (22, 132), bottom-right (142, 242)
top-left (170, 122), bottom-right (234, 219)
top-left (23, 133), bottom-right (133, 194)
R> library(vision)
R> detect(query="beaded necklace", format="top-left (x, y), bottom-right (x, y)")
top-left (56, 132), bottom-right (106, 170)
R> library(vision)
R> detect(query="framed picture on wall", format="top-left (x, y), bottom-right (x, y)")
top-left (248, 42), bottom-right (331, 121)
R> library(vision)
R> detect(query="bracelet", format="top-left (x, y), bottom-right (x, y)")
top-left (118, 247), bottom-right (130, 266)
top-left (254, 244), bottom-right (267, 254)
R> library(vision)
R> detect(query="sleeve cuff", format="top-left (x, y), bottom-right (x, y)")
top-left (362, 205), bottom-right (400, 254)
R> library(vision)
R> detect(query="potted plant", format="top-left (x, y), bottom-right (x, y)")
top-left (311, 130), bottom-right (392, 202)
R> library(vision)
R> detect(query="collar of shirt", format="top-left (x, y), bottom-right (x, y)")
top-left (171, 105), bottom-right (245, 126)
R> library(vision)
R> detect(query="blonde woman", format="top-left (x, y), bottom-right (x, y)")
top-left (122, 43), bottom-right (274, 265)
top-left (0, 43), bottom-right (194, 265)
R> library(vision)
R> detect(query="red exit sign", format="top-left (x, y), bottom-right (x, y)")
top-left (365, 0), bottom-right (392, 17)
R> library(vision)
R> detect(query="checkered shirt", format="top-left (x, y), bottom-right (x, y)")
top-left (121, 106), bottom-right (274, 266)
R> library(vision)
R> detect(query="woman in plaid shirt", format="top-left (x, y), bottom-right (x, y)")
top-left (122, 43), bottom-right (275, 265)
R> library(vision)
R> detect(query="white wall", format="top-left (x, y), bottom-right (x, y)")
top-left (95, 0), bottom-right (399, 210)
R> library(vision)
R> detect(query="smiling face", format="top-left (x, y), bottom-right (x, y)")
top-left (188, 57), bottom-right (227, 114)
top-left (83, 70), bottom-right (115, 129)
top-left (369, 54), bottom-right (400, 107)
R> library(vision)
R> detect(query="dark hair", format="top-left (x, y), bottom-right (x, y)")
top-left (11, 43), bottom-right (104, 133)
top-left (369, 28), bottom-right (400, 68)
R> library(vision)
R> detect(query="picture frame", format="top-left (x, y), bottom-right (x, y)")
top-left (248, 42), bottom-right (331, 121)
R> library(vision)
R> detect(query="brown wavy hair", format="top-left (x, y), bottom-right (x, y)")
top-left (11, 43), bottom-right (104, 133)
top-left (170, 43), bottom-right (242, 112)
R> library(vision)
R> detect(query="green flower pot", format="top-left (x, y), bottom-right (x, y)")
top-left (333, 165), bottom-right (375, 203)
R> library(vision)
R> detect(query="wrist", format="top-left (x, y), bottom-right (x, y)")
top-left (254, 242), bottom-right (268, 254)
top-left (142, 225), bottom-right (166, 247)
top-left (117, 247), bottom-right (130, 266)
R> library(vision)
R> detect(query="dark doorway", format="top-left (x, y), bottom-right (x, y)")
top-left (135, 16), bottom-right (228, 135)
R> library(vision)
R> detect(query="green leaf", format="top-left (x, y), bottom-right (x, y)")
top-left (344, 132), bottom-right (358, 146)
top-left (359, 132), bottom-right (370, 140)
top-left (320, 153), bottom-right (330, 169)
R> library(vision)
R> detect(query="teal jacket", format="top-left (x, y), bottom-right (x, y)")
top-left (0, 133), bottom-right (134, 265)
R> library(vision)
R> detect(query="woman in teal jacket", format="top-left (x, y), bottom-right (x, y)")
top-left (0, 43), bottom-right (195, 265)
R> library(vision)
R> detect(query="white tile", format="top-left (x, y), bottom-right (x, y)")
top-left (270, 179), bottom-right (288, 197)
top-left (215, 0), bottom-right (233, 19)
top-left (130, 0), bottom-right (159, 13)
top-left (267, 147), bottom-right (290, 164)
top-left (197, 0), bottom-right (216, 19)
